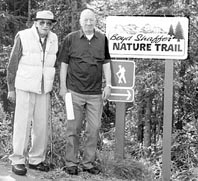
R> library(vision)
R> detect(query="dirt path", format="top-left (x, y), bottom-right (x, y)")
top-left (0, 161), bottom-right (85, 181)
top-left (0, 161), bottom-right (52, 181)
top-left (0, 161), bottom-right (122, 181)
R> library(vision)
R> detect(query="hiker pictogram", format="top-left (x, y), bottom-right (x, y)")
top-left (111, 60), bottom-right (135, 88)
top-left (116, 65), bottom-right (126, 84)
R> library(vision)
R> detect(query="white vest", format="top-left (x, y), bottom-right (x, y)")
top-left (15, 25), bottom-right (58, 94)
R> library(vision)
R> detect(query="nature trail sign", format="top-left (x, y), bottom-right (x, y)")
top-left (106, 16), bottom-right (189, 181)
top-left (106, 16), bottom-right (188, 59)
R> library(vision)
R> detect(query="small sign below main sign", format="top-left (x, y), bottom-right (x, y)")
top-left (109, 59), bottom-right (135, 102)
top-left (111, 60), bottom-right (135, 88)
top-left (109, 87), bottom-right (134, 102)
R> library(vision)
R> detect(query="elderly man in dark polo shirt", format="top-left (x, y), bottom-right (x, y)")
top-left (58, 8), bottom-right (112, 175)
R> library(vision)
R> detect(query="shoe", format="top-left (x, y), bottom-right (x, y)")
top-left (29, 162), bottom-right (49, 172)
top-left (63, 166), bottom-right (78, 175)
top-left (12, 164), bottom-right (27, 175)
top-left (83, 166), bottom-right (101, 175)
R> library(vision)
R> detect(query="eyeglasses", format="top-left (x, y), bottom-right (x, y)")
top-left (38, 21), bottom-right (53, 27)
top-left (83, 18), bottom-right (95, 23)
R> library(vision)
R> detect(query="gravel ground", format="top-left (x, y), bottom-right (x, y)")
top-left (0, 161), bottom-right (125, 181)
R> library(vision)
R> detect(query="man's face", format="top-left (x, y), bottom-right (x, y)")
top-left (35, 20), bottom-right (53, 37)
top-left (80, 10), bottom-right (96, 34)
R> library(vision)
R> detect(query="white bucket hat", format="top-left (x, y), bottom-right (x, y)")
top-left (34, 10), bottom-right (56, 22)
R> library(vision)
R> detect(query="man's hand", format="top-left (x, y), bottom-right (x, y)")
top-left (7, 91), bottom-right (16, 102)
top-left (102, 85), bottom-right (111, 101)
top-left (59, 87), bottom-right (68, 100)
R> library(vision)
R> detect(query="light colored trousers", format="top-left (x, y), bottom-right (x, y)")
top-left (65, 90), bottom-right (103, 169)
top-left (9, 89), bottom-right (50, 165)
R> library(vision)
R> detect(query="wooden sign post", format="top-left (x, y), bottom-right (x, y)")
top-left (108, 59), bottom-right (135, 159)
top-left (115, 102), bottom-right (126, 160)
top-left (162, 60), bottom-right (174, 180)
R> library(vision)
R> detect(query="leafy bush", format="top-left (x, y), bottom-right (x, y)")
top-left (171, 126), bottom-right (198, 180)
top-left (0, 103), bottom-right (13, 159)
top-left (97, 138), bottom-right (154, 181)
top-left (0, 45), bottom-right (14, 113)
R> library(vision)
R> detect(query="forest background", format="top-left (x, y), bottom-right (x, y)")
top-left (1, 0), bottom-right (198, 180)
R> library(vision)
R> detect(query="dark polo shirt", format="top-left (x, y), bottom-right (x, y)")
top-left (58, 29), bottom-right (111, 95)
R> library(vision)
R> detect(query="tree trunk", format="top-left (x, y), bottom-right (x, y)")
top-left (26, 0), bottom-right (31, 27)
top-left (144, 97), bottom-right (152, 156)
top-left (71, 0), bottom-right (79, 31)
top-left (71, 0), bottom-right (87, 31)
top-left (137, 107), bottom-right (144, 143)
top-left (176, 62), bottom-right (186, 130)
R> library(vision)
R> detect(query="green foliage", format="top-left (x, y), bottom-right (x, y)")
top-left (0, 46), bottom-right (12, 112)
top-left (46, 90), bottom-right (68, 168)
top-left (0, 103), bottom-right (12, 158)
top-left (0, 0), bottom-right (45, 45)
top-left (0, 46), bottom-right (15, 113)
top-left (171, 126), bottom-right (198, 180)
top-left (97, 143), bottom-right (153, 180)
top-left (112, 160), bottom-right (152, 180)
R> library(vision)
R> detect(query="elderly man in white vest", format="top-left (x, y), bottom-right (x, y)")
top-left (6, 10), bottom-right (58, 176)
